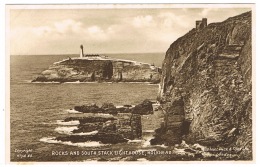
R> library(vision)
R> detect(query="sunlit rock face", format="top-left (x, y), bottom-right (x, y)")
top-left (157, 11), bottom-right (252, 160)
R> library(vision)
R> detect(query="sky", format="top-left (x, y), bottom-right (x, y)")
top-left (9, 6), bottom-right (251, 55)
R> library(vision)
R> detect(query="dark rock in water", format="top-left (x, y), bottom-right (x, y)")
top-left (62, 112), bottom-right (142, 140)
top-left (150, 125), bottom-right (166, 145)
top-left (94, 132), bottom-right (128, 144)
top-left (116, 107), bottom-right (130, 113)
top-left (150, 137), bottom-right (164, 145)
top-left (72, 122), bottom-right (103, 133)
top-left (98, 158), bottom-right (108, 161)
top-left (64, 116), bottom-right (116, 124)
top-left (56, 132), bottom-right (128, 144)
top-left (32, 76), bottom-right (48, 82)
top-left (74, 103), bottom-right (122, 114)
top-left (101, 103), bottom-right (116, 110)
top-left (184, 148), bottom-right (196, 154)
top-left (73, 100), bottom-right (155, 115)
top-left (100, 123), bottom-right (117, 133)
top-left (132, 99), bottom-right (153, 115)
top-left (130, 114), bottom-right (142, 139)
top-left (101, 103), bottom-right (118, 114)
top-left (74, 104), bottom-right (101, 113)
top-left (194, 153), bottom-right (204, 159)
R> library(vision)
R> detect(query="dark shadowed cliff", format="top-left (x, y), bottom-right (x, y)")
top-left (156, 11), bottom-right (252, 160)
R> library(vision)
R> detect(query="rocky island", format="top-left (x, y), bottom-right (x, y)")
top-left (32, 47), bottom-right (161, 83)
top-left (153, 11), bottom-right (252, 160)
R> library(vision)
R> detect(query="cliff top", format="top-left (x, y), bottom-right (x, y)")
top-left (54, 55), bottom-right (158, 68)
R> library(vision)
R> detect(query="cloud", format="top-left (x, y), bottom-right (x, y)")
top-left (85, 26), bottom-right (110, 41)
top-left (28, 19), bottom-right (111, 41)
top-left (10, 8), bottom-right (251, 55)
top-left (158, 12), bottom-right (190, 29)
top-left (30, 19), bottom-right (86, 37)
top-left (200, 8), bottom-right (220, 17)
top-left (132, 15), bottom-right (154, 27)
top-left (87, 26), bottom-right (103, 34)
top-left (54, 19), bottom-right (82, 34)
top-left (32, 26), bottom-right (52, 36)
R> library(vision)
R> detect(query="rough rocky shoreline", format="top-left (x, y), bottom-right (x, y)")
top-left (53, 100), bottom-right (155, 145)
top-left (73, 99), bottom-right (154, 115)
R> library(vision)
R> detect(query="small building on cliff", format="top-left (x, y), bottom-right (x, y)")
top-left (196, 18), bottom-right (207, 30)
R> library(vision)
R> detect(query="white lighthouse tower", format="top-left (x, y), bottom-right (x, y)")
top-left (80, 44), bottom-right (84, 58)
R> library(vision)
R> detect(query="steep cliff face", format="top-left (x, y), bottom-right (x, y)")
top-left (32, 57), bottom-right (161, 83)
top-left (157, 11), bottom-right (252, 159)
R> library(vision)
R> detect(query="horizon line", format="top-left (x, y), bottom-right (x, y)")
top-left (10, 52), bottom-right (166, 56)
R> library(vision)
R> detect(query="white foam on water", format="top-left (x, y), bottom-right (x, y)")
top-left (116, 105), bottom-right (124, 108)
top-left (64, 81), bottom-right (81, 84)
top-left (118, 82), bottom-right (151, 84)
top-left (65, 109), bottom-right (82, 114)
top-left (56, 120), bottom-right (80, 126)
top-left (70, 141), bottom-right (106, 147)
top-left (142, 136), bottom-right (154, 147)
top-left (143, 130), bottom-right (155, 133)
top-left (40, 137), bottom-right (58, 144)
top-left (72, 130), bottom-right (98, 136)
top-left (137, 158), bottom-right (148, 161)
top-left (41, 122), bottom-right (54, 125)
top-left (31, 81), bottom-right (61, 84)
top-left (54, 126), bottom-right (78, 135)
top-left (173, 148), bottom-right (186, 155)
top-left (116, 105), bottom-right (135, 109)
top-left (193, 143), bottom-right (205, 151)
top-left (96, 113), bottom-right (112, 117)
top-left (40, 137), bottom-right (107, 147)
top-left (22, 80), bottom-right (33, 83)
top-left (63, 82), bottom-right (98, 84)
top-left (154, 144), bottom-right (168, 148)
top-left (127, 139), bottom-right (142, 143)
top-left (141, 135), bottom-right (168, 148)
top-left (148, 84), bottom-right (160, 86)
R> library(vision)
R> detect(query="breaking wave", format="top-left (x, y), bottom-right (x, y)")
top-left (72, 130), bottom-right (98, 136)
top-left (64, 109), bottom-right (82, 114)
top-left (40, 137), bottom-right (107, 147)
top-left (127, 139), bottom-right (142, 143)
top-left (31, 81), bottom-right (60, 84)
top-left (56, 120), bottom-right (80, 126)
top-left (54, 126), bottom-right (78, 135)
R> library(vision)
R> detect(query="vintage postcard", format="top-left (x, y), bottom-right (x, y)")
top-left (6, 4), bottom-right (255, 163)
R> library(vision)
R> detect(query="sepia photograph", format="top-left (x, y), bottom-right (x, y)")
top-left (6, 3), bottom-right (254, 162)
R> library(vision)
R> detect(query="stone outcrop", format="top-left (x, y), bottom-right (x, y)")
top-left (74, 100), bottom-right (154, 115)
top-left (156, 11), bottom-right (252, 160)
top-left (32, 56), bottom-right (161, 83)
top-left (58, 113), bottom-right (143, 143)
top-left (132, 99), bottom-right (154, 115)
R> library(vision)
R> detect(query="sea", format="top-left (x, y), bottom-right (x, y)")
top-left (10, 53), bottom-right (166, 162)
